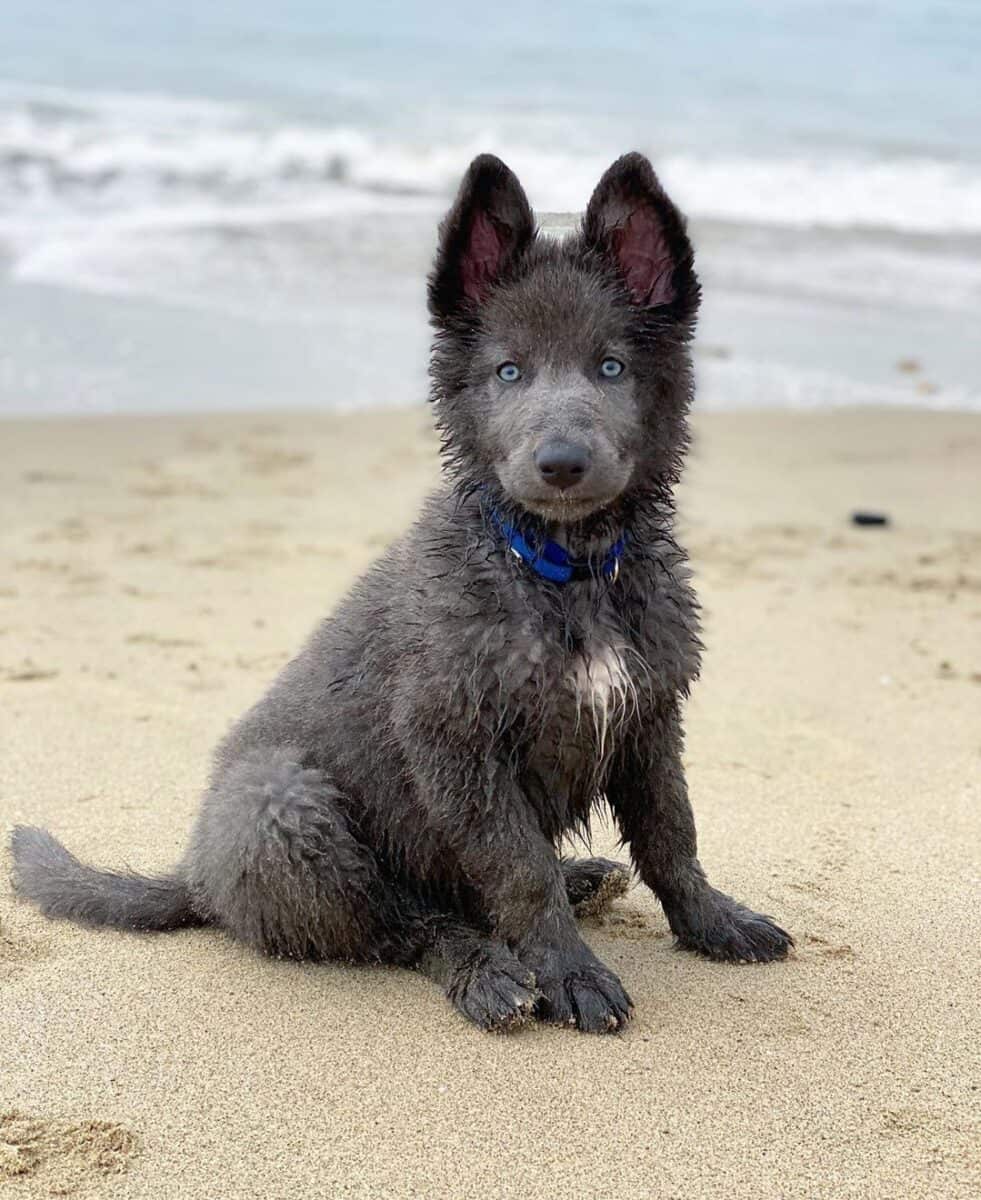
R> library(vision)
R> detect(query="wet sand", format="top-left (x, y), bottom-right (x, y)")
top-left (1, 407), bottom-right (978, 1198)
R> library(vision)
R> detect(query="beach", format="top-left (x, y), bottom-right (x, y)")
top-left (3, 3), bottom-right (980, 1195)
top-left (2, 405), bottom-right (978, 1199)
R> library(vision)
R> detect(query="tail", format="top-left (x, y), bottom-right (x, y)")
top-left (10, 826), bottom-right (204, 932)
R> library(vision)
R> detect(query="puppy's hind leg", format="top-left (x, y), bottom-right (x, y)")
top-left (188, 749), bottom-right (538, 1030)
top-left (562, 857), bottom-right (632, 917)
top-left (418, 919), bottom-right (540, 1033)
top-left (185, 749), bottom-right (421, 965)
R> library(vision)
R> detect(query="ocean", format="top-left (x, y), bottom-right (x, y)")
top-left (1, 0), bottom-right (979, 416)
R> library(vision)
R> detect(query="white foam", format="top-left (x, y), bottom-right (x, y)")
top-left (696, 356), bottom-right (981, 414)
top-left (659, 154), bottom-right (981, 236)
top-left (698, 233), bottom-right (981, 314)
top-left (3, 84), bottom-right (981, 236)
top-left (1, 83), bottom-right (979, 416)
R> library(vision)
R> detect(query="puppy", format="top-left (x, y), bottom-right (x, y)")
top-left (12, 153), bottom-right (791, 1033)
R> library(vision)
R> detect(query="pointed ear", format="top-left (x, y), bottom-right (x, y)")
top-left (429, 154), bottom-right (535, 322)
top-left (583, 153), bottom-right (697, 314)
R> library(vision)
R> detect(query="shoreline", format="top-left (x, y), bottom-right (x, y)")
top-left (1, 215), bottom-right (978, 420)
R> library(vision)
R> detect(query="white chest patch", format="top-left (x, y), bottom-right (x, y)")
top-left (567, 642), bottom-right (636, 754)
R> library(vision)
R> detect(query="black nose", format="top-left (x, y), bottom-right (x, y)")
top-left (534, 439), bottom-right (592, 490)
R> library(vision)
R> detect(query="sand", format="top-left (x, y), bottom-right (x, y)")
top-left (1, 406), bottom-right (978, 1199)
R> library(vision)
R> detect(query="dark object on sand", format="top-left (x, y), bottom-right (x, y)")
top-left (852, 511), bottom-right (890, 527)
top-left (10, 153), bottom-right (792, 1035)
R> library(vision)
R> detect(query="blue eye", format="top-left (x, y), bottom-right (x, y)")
top-left (497, 362), bottom-right (522, 383)
top-left (600, 357), bottom-right (624, 379)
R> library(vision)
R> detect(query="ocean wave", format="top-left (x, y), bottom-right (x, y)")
top-left (661, 155), bottom-right (981, 237)
top-left (2, 84), bottom-right (981, 238)
top-left (696, 356), bottom-right (981, 414)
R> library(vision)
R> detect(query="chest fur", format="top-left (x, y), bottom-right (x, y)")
top-left (566, 641), bottom-right (636, 752)
top-left (514, 639), bottom-right (636, 838)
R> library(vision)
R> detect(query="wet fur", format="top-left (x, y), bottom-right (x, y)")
top-left (11, 153), bottom-right (791, 1034)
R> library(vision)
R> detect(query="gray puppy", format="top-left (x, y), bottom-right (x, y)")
top-left (11, 153), bottom-right (791, 1033)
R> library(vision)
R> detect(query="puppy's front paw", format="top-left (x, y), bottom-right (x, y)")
top-left (674, 893), bottom-right (793, 964)
top-left (522, 943), bottom-right (632, 1033)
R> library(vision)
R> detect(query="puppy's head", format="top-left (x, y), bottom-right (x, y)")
top-left (428, 153), bottom-right (700, 526)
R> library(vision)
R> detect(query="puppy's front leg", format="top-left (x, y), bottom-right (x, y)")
top-left (404, 738), bottom-right (631, 1032)
top-left (609, 698), bottom-right (792, 963)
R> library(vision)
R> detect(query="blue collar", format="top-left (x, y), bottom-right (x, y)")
top-left (486, 505), bottom-right (627, 585)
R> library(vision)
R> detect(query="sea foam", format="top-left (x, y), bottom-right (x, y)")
top-left (2, 85), bottom-right (981, 238)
